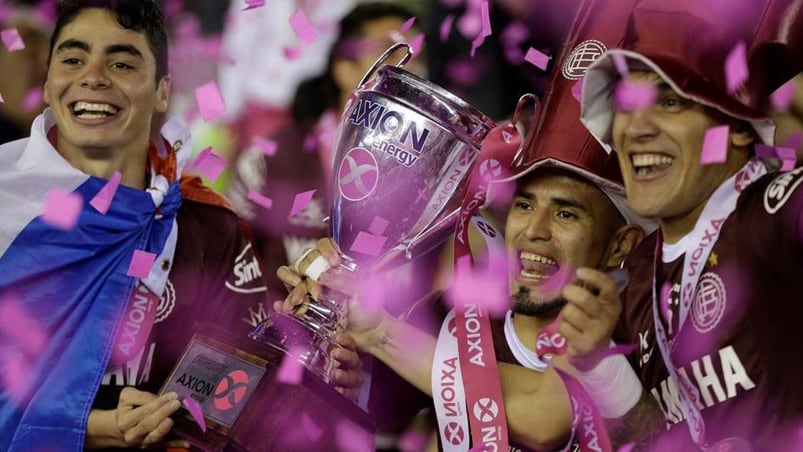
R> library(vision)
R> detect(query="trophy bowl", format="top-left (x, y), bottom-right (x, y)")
top-left (249, 43), bottom-right (497, 379)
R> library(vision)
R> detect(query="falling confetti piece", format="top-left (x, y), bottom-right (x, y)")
top-left (252, 137), bottom-right (278, 156)
top-left (613, 79), bottom-right (658, 111)
top-left (276, 346), bottom-right (305, 385)
top-left (771, 79), bottom-right (796, 110)
top-left (1, 28), bottom-right (25, 51)
top-left (289, 189), bottom-right (316, 217)
top-left (724, 41), bottom-right (748, 94)
top-left (243, 0), bottom-right (266, 10)
top-left (400, 17), bottom-right (416, 33)
top-left (89, 171), bottom-right (122, 215)
top-left (189, 147), bottom-right (227, 182)
top-left (572, 78), bottom-right (584, 102)
top-left (289, 8), bottom-right (317, 46)
top-left (700, 125), bottom-right (730, 164)
top-left (182, 397), bottom-right (207, 432)
top-left (21, 87), bottom-right (43, 112)
top-left (368, 216), bottom-right (389, 236)
top-left (195, 81), bottom-right (227, 122)
top-left (127, 249), bottom-right (156, 278)
top-left (350, 231), bottom-right (387, 257)
top-left (524, 47), bottom-right (551, 70)
top-left (611, 53), bottom-right (629, 76)
top-left (247, 190), bottom-right (273, 209)
top-left (439, 15), bottom-right (454, 42)
top-left (41, 188), bottom-right (83, 230)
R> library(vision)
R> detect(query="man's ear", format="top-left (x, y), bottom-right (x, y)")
top-left (603, 224), bottom-right (645, 269)
top-left (730, 121), bottom-right (756, 149)
top-left (155, 75), bottom-right (171, 114)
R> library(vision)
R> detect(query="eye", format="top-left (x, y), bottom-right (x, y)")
top-left (556, 210), bottom-right (578, 220)
top-left (61, 57), bottom-right (82, 65)
top-left (657, 93), bottom-right (689, 112)
top-left (513, 200), bottom-right (533, 211)
top-left (111, 62), bottom-right (134, 70)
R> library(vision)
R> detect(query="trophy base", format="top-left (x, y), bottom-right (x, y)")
top-left (162, 326), bottom-right (374, 451)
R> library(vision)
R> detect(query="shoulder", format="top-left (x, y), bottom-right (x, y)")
top-left (751, 166), bottom-right (803, 216)
top-left (732, 167), bottom-right (803, 250)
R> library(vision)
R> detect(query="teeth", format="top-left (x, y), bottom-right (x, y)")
top-left (520, 251), bottom-right (556, 266)
top-left (73, 101), bottom-right (118, 114)
top-left (77, 112), bottom-right (108, 120)
top-left (631, 154), bottom-right (673, 168)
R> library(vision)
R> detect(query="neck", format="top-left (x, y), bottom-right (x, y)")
top-left (53, 132), bottom-right (149, 189)
top-left (511, 312), bottom-right (556, 352)
top-left (660, 201), bottom-right (706, 244)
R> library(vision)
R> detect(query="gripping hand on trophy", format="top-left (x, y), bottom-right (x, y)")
top-left (274, 238), bottom-right (372, 401)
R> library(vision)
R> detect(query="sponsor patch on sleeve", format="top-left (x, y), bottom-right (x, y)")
top-left (225, 242), bottom-right (268, 294)
top-left (764, 166), bottom-right (803, 214)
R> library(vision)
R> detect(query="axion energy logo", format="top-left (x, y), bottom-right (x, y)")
top-left (338, 147), bottom-right (379, 201)
top-left (162, 341), bottom-right (266, 428)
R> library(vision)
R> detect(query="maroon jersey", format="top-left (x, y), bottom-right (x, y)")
top-left (92, 192), bottom-right (269, 411)
top-left (616, 168), bottom-right (803, 449)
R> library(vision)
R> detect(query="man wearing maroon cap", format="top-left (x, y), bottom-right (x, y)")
top-left (575, 0), bottom-right (803, 448)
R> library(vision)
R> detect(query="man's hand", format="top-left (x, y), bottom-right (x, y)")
top-left (274, 238), bottom-right (387, 347)
top-left (558, 268), bottom-right (623, 372)
top-left (330, 332), bottom-right (365, 401)
top-left (85, 388), bottom-right (188, 449)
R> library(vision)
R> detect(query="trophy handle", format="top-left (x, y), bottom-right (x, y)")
top-left (356, 42), bottom-right (414, 89)
top-left (509, 93), bottom-right (539, 171)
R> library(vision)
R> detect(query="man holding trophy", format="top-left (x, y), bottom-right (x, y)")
top-left (0, 1), bottom-right (363, 450)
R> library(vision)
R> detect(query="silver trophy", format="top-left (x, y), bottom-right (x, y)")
top-left (250, 43), bottom-right (497, 381)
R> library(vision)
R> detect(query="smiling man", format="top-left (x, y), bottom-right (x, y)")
top-left (574, 0), bottom-right (803, 448)
top-left (276, 140), bottom-right (652, 449)
top-left (0, 1), bottom-right (362, 450)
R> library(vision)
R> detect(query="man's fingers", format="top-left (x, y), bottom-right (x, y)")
top-left (331, 367), bottom-right (364, 389)
top-left (277, 265), bottom-right (304, 290)
top-left (316, 238), bottom-right (341, 265)
top-left (561, 284), bottom-right (603, 319)
top-left (119, 387), bottom-right (160, 408)
top-left (575, 267), bottom-right (619, 303)
top-left (139, 417), bottom-right (174, 448)
top-left (331, 345), bottom-right (362, 371)
top-left (121, 397), bottom-right (181, 442)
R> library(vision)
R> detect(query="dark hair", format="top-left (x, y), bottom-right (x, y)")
top-left (48, 0), bottom-right (168, 81)
top-left (291, 3), bottom-right (416, 124)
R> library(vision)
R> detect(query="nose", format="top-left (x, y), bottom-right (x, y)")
top-left (615, 109), bottom-right (659, 147)
top-left (80, 61), bottom-right (110, 89)
top-left (522, 208), bottom-right (552, 242)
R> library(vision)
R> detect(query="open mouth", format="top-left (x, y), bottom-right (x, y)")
top-left (519, 251), bottom-right (559, 281)
top-left (631, 153), bottom-right (674, 177)
top-left (71, 101), bottom-right (120, 120)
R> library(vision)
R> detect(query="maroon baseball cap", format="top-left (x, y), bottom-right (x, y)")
top-left (506, 0), bottom-right (655, 232)
top-left (581, 0), bottom-right (803, 151)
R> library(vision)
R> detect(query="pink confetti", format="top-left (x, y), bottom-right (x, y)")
top-left (368, 216), bottom-right (389, 236)
top-left (127, 249), bottom-right (156, 278)
top-left (163, 0), bottom-right (183, 18)
top-left (283, 45), bottom-right (301, 60)
top-left (524, 47), bottom-right (551, 70)
top-left (439, 15), bottom-right (455, 42)
top-left (700, 125), bottom-right (730, 164)
top-left (349, 231), bottom-right (387, 257)
top-left (289, 8), bottom-right (317, 46)
top-left (398, 429), bottom-right (427, 452)
top-left (355, 276), bottom-right (387, 313)
top-left (289, 189), bottom-right (316, 217)
top-left (41, 188), bottom-right (83, 230)
top-left (247, 190), bottom-right (273, 209)
top-left (189, 147), bottom-right (227, 182)
top-left (725, 41), bottom-right (748, 94)
top-left (400, 17), bottom-right (416, 33)
top-left (1, 28), bottom-right (25, 51)
top-left (182, 397), bottom-right (207, 432)
top-left (89, 171), bottom-right (121, 215)
top-left (252, 137), bottom-right (277, 156)
top-left (194, 81), bottom-right (227, 122)
top-left (0, 297), bottom-right (47, 356)
top-left (611, 53), bottom-right (629, 76)
top-left (21, 87), bottom-right (43, 112)
top-left (771, 79), bottom-right (796, 110)
top-left (447, 265), bottom-right (508, 316)
top-left (276, 346), bottom-right (305, 385)
top-left (614, 79), bottom-right (658, 111)
top-left (301, 413), bottom-right (324, 441)
top-left (501, 22), bottom-right (529, 47)
top-left (1, 356), bottom-right (33, 405)
top-left (617, 443), bottom-right (634, 452)
top-left (335, 420), bottom-right (372, 451)
top-left (469, 0), bottom-right (491, 57)
top-left (243, 0), bottom-right (266, 10)
top-left (786, 131), bottom-right (803, 149)
top-left (757, 145), bottom-right (797, 171)
top-left (660, 282), bottom-right (672, 322)
top-left (0, 91), bottom-right (4, 103)
top-left (409, 33), bottom-right (425, 57)
top-left (572, 78), bottom-right (584, 102)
